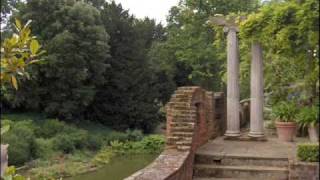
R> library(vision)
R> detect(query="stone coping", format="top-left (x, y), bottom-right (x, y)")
top-left (124, 150), bottom-right (189, 180)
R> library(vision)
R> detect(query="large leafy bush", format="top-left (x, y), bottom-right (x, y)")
top-left (52, 127), bottom-right (89, 153)
top-left (1, 120), bottom-right (36, 165)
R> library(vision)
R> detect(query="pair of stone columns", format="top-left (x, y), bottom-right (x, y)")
top-left (224, 27), bottom-right (264, 138)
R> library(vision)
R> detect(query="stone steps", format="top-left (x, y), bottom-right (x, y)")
top-left (195, 153), bottom-right (288, 168)
top-left (193, 178), bottom-right (249, 180)
top-left (193, 148), bottom-right (289, 180)
top-left (193, 164), bottom-right (288, 180)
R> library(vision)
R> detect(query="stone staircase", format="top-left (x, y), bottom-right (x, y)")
top-left (193, 142), bottom-right (290, 180)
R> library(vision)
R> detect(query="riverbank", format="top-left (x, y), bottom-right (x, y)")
top-left (1, 113), bottom-right (165, 179)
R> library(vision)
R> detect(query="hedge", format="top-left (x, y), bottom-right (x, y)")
top-left (297, 143), bottom-right (319, 162)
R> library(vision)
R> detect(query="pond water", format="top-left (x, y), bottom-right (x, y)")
top-left (66, 154), bottom-right (157, 180)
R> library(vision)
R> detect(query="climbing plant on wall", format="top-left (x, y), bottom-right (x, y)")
top-left (239, 0), bottom-right (319, 104)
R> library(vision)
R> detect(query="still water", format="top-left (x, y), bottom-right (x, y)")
top-left (66, 154), bottom-right (157, 180)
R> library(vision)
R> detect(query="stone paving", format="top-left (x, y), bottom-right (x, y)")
top-left (193, 131), bottom-right (314, 180)
top-left (197, 136), bottom-right (296, 160)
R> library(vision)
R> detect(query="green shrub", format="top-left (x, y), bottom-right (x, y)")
top-left (296, 106), bottom-right (319, 128)
top-left (1, 119), bottom-right (14, 127)
top-left (297, 143), bottom-right (319, 162)
top-left (3, 166), bottom-right (28, 180)
top-left (87, 134), bottom-right (103, 150)
top-left (109, 135), bottom-right (165, 154)
top-left (126, 129), bottom-right (144, 141)
top-left (52, 127), bottom-right (89, 153)
top-left (53, 133), bottom-right (76, 153)
top-left (103, 130), bottom-right (143, 145)
top-left (104, 131), bottom-right (129, 144)
top-left (139, 135), bottom-right (165, 153)
top-left (64, 126), bottom-right (89, 149)
top-left (92, 147), bottom-right (115, 166)
top-left (35, 119), bottom-right (66, 138)
top-left (1, 121), bottom-right (36, 165)
top-left (34, 138), bottom-right (54, 159)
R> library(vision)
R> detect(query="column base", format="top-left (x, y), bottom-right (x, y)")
top-left (248, 131), bottom-right (265, 138)
top-left (224, 130), bottom-right (240, 137)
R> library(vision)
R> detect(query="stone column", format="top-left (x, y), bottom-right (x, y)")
top-left (224, 27), bottom-right (240, 137)
top-left (248, 42), bottom-right (265, 137)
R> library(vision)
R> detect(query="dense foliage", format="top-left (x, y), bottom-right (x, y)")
top-left (92, 135), bottom-right (165, 165)
top-left (240, 0), bottom-right (319, 105)
top-left (0, 113), bottom-right (163, 179)
top-left (148, 0), bottom-right (260, 93)
top-left (2, 0), bottom-right (167, 132)
top-left (0, 114), bottom-right (146, 165)
top-left (297, 143), bottom-right (319, 162)
top-left (1, 0), bottom-right (318, 143)
top-left (87, 2), bottom-right (165, 132)
top-left (1, 19), bottom-right (43, 90)
top-left (296, 106), bottom-right (319, 128)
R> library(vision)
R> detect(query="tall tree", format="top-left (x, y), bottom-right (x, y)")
top-left (87, 2), bottom-right (162, 132)
top-left (148, 0), bottom-right (260, 93)
top-left (9, 0), bottom-right (110, 119)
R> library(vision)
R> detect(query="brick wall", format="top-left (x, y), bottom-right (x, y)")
top-left (125, 86), bottom-right (226, 180)
top-left (289, 161), bottom-right (319, 180)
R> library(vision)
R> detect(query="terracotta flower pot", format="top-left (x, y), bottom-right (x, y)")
top-left (275, 121), bottom-right (297, 142)
top-left (308, 124), bottom-right (319, 143)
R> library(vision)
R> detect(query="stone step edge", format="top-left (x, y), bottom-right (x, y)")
top-left (194, 164), bottom-right (289, 172)
top-left (193, 178), bottom-right (249, 180)
top-left (195, 152), bottom-right (289, 161)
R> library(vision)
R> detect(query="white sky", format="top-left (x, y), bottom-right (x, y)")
top-left (112, 0), bottom-right (180, 25)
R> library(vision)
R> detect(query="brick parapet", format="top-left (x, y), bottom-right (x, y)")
top-left (289, 160), bottom-right (319, 180)
top-left (125, 86), bottom-right (226, 180)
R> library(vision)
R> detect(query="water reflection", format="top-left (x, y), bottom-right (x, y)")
top-left (66, 154), bottom-right (157, 180)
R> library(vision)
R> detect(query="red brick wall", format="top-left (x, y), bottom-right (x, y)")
top-left (125, 86), bottom-right (226, 180)
top-left (289, 161), bottom-right (319, 180)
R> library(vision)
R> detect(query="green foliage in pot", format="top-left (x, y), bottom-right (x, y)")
top-left (296, 106), bottom-right (319, 128)
top-left (271, 101), bottom-right (298, 122)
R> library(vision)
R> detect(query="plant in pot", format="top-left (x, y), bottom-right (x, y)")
top-left (272, 101), bottom-right (298, 142)
top-left (296, 106), bottom-right (319, 142)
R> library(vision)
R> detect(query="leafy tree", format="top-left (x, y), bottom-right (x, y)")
top-left (1, 0), bottom-right (21, 21)
top-left (148, 0), bottom-right (260, 93)
top-left (11, 0), bottom-right (110, 119)
top-left (88, 2), bottom-right (162, 132)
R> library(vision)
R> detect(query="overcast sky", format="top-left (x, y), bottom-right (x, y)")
top-left (113, 0), bottom-right (180, 25)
